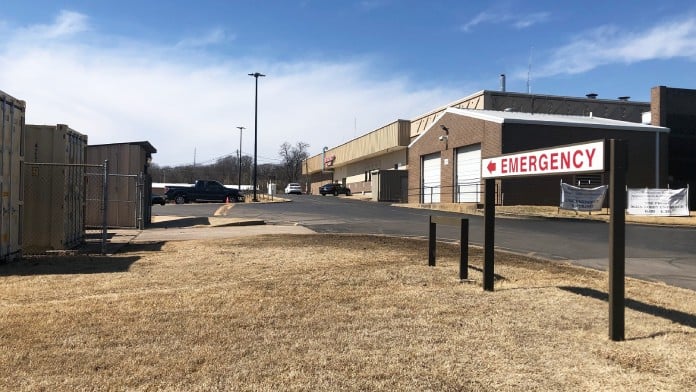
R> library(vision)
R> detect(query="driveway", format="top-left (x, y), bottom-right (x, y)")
top-left (150, 196), bottom-right (696, 291)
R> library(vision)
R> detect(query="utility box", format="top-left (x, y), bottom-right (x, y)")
top-left (23, 124), bottom-right (88, 253)
top-left (0, 90), bottom-right (25, 261)
top-left (371, 170), bottom-right (408, 202)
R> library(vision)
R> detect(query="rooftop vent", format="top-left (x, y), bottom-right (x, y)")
top-left (586, 93), bottom-right (598, 99)
top-left (618, 96), bottom-right (630, 101)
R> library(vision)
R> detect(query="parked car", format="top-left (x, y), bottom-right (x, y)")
top-left (151, 194), bottom-right (166, 206)
top-left (285, 183), bottom-right (302, 194)
top-left (164, 180), bottom-right (245, 204)
top-left (319, 183), bottom-right (351, 196)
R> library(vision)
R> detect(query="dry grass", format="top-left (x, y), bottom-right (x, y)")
top-left (1, 234), bottom-right (695, 391)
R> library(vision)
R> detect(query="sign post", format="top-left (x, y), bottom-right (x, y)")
top-left (483, 179), bottom-right (495, 291)
top-left (482, 139), bottom-right (626, 340)
top-left (608, 139), bottom-right (627, 341)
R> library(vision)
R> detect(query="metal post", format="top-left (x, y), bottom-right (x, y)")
top-left (101, 160), bottom-right (109, 255)
top-left (609, 139), bottom-right (627, 341)
top-left (428, 216), bottom-right (436, 266)
top-left (237, 126), bottom-right (244, 193)
top-left (249, 72), bottom-right (265, 202)
top-left (137, 173), bottom-right (144, 230)
top-left (483, 179), bottom-right (495, 291)
top-left (460, 218), bottom-right (469, 280)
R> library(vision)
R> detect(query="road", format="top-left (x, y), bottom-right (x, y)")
top-left (152, 195), bottom-right (696, 290)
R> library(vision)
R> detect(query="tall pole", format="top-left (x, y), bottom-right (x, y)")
top-left (248, 72), bottom-right (265, 202)
top-left (237, 126), bottom-right (245, 192)
top-left (609, 139), bottom-right (627, 341)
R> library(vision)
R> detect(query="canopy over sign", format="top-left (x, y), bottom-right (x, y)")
top-left (482, 140), bottom-right (605, 179)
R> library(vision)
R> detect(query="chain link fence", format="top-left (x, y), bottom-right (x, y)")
top-left (23, 161), bottom-right (108, 254)
top-left (23, 160), bottom-right (147, 255)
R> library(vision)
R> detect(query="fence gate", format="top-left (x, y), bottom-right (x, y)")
top-left (24, 161), bottom-right (109, 255)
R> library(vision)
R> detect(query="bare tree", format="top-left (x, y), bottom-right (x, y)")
top-left (279, 141), bottom-right (310, 183)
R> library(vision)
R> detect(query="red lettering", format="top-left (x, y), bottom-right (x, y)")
top-left (585, 148), bottom-right (596, 167)
top-left (573, 150), bottom-right (583, 168)
top-left (501, 158), bottom-right (508, 173)
top-left (561, 151), bottom-right (570, 169)
top-left (550, 152), bottom-right (558, 170)
top-left (520, 155), bottom-right (527, 172)
top-left (509, 157), bottom-right (518, 172)
top-left (539, 154), bottom-right (548, 170)
top-left (529, 155), bottom-right (538, 171)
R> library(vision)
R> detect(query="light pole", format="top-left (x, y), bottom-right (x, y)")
top-left (248, 72), bottom-right (265, 202)
top-left (236, 126), bottom-right (245, 193)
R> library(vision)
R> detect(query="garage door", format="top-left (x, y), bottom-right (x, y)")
top-left (422, 153), bottom-right (441, 203)
top-left (455, 144), bottom-right (481, 203)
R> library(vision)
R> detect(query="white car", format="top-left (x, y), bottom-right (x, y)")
top-left (284, 183), bottom-right (302, 195)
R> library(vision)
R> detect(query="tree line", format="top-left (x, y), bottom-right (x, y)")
top-left (149, 141), bottom-right (310, 192)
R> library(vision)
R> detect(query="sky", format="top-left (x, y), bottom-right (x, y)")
top-left (1, 1), bottom-right (695, 167)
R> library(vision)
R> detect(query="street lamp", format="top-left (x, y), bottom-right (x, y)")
top-left (236, 126), bottom-right (245, 193)
top-left (248, 72), bottom-right (265, 202)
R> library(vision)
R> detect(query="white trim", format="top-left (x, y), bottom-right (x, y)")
top-left (407, 111), bottom-right (447, 149)
top-left (445, 107), bottom-right (670, 133)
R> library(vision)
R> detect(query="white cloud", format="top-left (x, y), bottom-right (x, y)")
top-left (22, 10), bottom-right (89, 39)
top-left (176, 28), bottom-right (231, 48)
top-left (0, 11), bottom-right (451, 166)
top-left (461, 10), bottom-right (549, 32)
top-left (534, 17), bottom-right (696, 78)
top-left (513, 12), bottom-right (550, 29)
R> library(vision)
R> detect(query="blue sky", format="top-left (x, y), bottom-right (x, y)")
top-left (1, 1), bottom-right (695, 166)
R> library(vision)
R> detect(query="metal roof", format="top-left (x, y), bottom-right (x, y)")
top-left (408, 108), bottom-right (669, 149)
top-left (88, 140), bottom-right (157, 153)
top-left (445, 108), bottom-right (670, 132)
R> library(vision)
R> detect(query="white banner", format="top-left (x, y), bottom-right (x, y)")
top-left (559, 183), bottom-right (608, 211)
top-left (627, 188), bottom-right (689, 216)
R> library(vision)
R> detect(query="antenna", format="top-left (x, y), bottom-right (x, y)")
top-left (527, 47), bottom-right (533, 94)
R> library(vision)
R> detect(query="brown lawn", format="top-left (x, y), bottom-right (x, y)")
top-left (1, 234), bottom-right (694, 391)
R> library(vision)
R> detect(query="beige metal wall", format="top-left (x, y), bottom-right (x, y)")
top-left (304, 120), bottom-right (410, 174)
top-left (0, 90), bottom-right (25, 261)
top-left (23, 124), bottom-right (87, 252)
top-left (85, 144), bottom-right (149, 228)
top-left (310, 149), bottom-right (407, 194)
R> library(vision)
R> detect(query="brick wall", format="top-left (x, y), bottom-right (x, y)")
top-left (409, 111), bottom-right (666, 206)
top-left (408, 112), bottom-right (502, 203)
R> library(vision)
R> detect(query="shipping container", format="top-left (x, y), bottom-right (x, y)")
top-left (0, 89), bottom-right (25, 261)
top-left (23, 124), bottom-right (87, 253)
top-left (85, 142), bottom-right (156, 229)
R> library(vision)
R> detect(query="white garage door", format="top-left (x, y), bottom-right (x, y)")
top-left (422, 153), bottom-right (441, 203)
top-left (455, 144), bottom-right (481, 203)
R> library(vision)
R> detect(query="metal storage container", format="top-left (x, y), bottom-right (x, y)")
top-left (0, 89), bottom-right (25, 261)
top-left (23, 124), bottom-right (87, 253)
top-left (85, 142), bottom-right (156, 229)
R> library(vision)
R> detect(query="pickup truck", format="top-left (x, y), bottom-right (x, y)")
top-left (164, 180), bottom-right (245, 204)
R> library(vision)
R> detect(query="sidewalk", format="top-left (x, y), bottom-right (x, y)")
top-left (81, 215), bottom-right (313, 254)
top-left (391, 202), bottom-right (696, 227)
